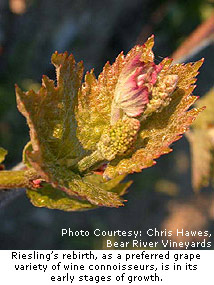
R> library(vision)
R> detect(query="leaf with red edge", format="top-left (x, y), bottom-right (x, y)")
top-left (26, 173), bottom-right (131, 211)
top-left (16, 52), bottom-right (124, 208)
top-left (16, 52), bottom-right (85, 177)
top-left (103, 61), bottom-right (204, 179)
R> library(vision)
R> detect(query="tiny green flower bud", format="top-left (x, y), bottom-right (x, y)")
top-left (97, 117), bottom-right (140, 160)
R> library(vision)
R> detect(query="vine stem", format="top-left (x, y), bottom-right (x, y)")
top-left (77, 150), bottom-right (105, 173)
top-left (0, 169), bottom-right (40, 190)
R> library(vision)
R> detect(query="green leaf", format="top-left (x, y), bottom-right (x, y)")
top-left (48, 166), bottom-right (124, 207)
top-left (16, 52), bottom-right (86, 178)
top-left (26, 184), bottom-right (96, 212)
top-left (16, 53), bottom-right (125, 208)
top-left (26, 174), bottom-right (130, 211)
top-left (186, 88), bottom-right (214, 191)
top-left (0, 147), bottom-right (7, 164)
top-left (75, 36), bottom-right (203, 179)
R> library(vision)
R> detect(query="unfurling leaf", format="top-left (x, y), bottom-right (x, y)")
top-left (186, 89), bottom-right (214, 191)
top-left (16, 36), bottom-right (203, 211)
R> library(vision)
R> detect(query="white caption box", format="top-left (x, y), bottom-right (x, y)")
top-left (0, 250), bottom-right (213, 284)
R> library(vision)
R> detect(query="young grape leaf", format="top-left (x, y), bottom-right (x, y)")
top-left (16, 52), bottom-right (85, 177)
top-left (27, 185), bottom-right (96, 212)
top-left (75, 36), bottom-right (203, 179)
top-left (16, 52), bottom-right (125, 207)
top-left (27, 173), bottom-right (131, 211)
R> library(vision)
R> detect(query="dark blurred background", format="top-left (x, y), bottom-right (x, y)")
top-left (0, 0), bottom-right (214, 249)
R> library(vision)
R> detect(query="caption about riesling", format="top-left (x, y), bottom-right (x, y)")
top-left (1, 250), bottom-right (213, 284)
